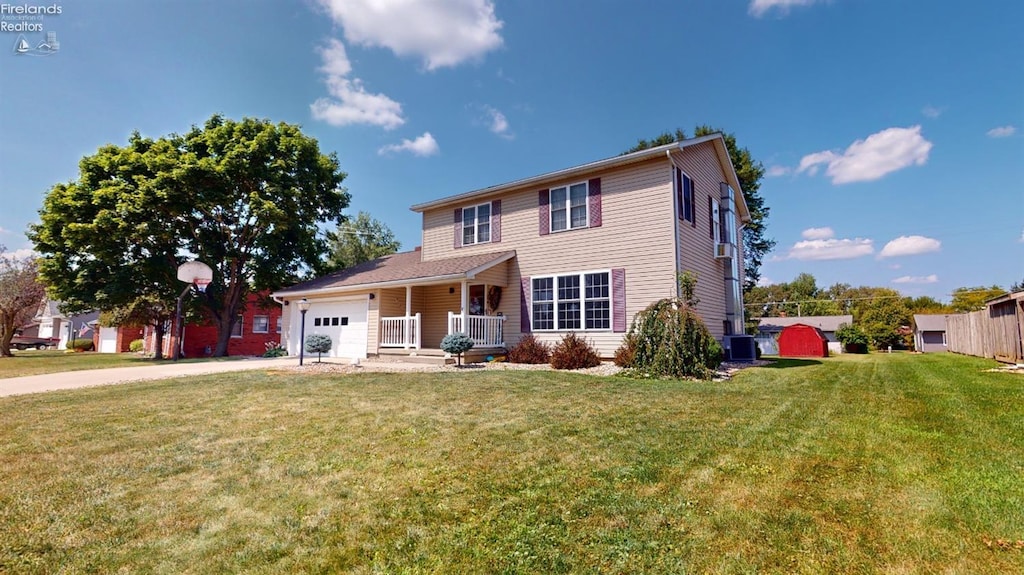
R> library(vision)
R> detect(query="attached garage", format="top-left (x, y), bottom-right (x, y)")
top-left (97, 326), bottom-right (119, 353)
top-left (290, 298), bottom-right (369, 359)
top-left (777, 323), bottom-right (829, 358)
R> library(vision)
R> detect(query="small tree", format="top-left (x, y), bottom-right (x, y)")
top-left (304, 334), bottom-right (332, 363)
top-left (0, 249), bottom-right (46, 357)
top-left (835, 323), bottom-right (868, 354)
top-left (440, 332), bottom-right (474, 366)
top-left (617, 271), bottom-right (721, 379)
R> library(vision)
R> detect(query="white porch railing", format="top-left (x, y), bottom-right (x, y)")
top-left (380, 313), bottom-right (421, 349)
top-left (448, 312), bottom-right (505, 347)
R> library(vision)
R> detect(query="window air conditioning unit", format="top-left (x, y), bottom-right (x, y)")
top-left (715, 243), bottom-right (735, 259)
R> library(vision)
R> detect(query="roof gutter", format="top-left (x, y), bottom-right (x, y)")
top-left (410, 134), bottom-right (725, 213)
top-left (272, 272), bottom-right (471, 300)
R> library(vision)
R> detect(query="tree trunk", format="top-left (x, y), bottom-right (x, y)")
top-left (211, 275), bottom-right (246, 357)
top-left (0, 317), bottom-right (14, 357)
top-left (153, 322), bottom-right (165, 360)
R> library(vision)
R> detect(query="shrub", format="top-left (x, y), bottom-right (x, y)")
top-left (304, 334), bottom-right (332, 362)
top-left (263, 341), bottom-right (287, 358)
top-left (440, 332), bottom-right (475, 366)
top-left (836, 323), bottom-right (869, 353)
top-left (706, 339), bottom-right (724, 371)
top-left (624, 272), bottom-right (721, 379)
top-left (129, 339), bottom-right (145, 353)
top-left (506, 334), bottom-right (550, 364)
top-left (550, 332), bottom-right (601, 370)
top-left (70, 338), bottom-right (94, 352)
top-left (613, 334), bottom-right (636, 367)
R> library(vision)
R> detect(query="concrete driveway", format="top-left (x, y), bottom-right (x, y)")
top-left (0, 357), bottom-right (304, 398)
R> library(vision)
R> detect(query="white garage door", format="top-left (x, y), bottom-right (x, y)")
top-left (98, 327), bottom-right (118, 353)
top-left (303, 299), bottom-right (368, 359)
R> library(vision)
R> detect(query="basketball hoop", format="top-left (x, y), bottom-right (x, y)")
top-left (194, 278), bottom-right (211, 293)
top-left (173, 260), bottom-right (214, 361)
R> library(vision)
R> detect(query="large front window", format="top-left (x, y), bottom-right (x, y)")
top-left (462, 203), bottom-right (491, 245)
top-left (550, 182), bottom-right (588, 232)
top-left (532, 271), bottom-right (610, 331)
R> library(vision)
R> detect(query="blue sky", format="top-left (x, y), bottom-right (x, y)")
top-left (1, 0), bottom-right (1021, 301)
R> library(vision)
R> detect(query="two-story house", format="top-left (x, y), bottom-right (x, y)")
top-left (272, 133), bottom-right (753, 360)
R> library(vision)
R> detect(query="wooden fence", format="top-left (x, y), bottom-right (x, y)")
top-left (946, 296), bottom-right (1024, 363)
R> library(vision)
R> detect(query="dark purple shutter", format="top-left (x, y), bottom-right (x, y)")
top-left (538, 189), bottom-right (550, 236)
top-left (491, 200), bottom-right (501, 243)
top-left (689, 177), bottom-right (696, 228)
top-left (520, 276), bottom-right (532, 333)
top-left (675, 169), bottom-right (684, 221)
top-left (454, 208), bottom-right (463, 249)
top-left (612, 268), bottom-right (626, 332)
top-left (588, 178), bottom-right (602, 227)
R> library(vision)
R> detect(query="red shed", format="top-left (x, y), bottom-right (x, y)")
top-left (777, 323), bottom-right (829, 358)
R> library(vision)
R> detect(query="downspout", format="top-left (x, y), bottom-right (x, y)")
top-left (668, 149), bottom-right (680, 297)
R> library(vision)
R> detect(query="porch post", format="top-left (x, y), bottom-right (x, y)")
top-left (460, 281), bottom-right (469, 335)
top-left (404, 286), bottom-right (412, 350)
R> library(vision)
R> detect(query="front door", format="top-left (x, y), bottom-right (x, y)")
top-left (469, 284), bottom-right (486, 316)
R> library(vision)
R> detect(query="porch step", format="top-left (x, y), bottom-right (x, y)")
top-left (376, 349), bottom-right (454, 365)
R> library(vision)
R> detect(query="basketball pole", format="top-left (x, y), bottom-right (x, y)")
top-left (172, 283), bottom-right (194, 361)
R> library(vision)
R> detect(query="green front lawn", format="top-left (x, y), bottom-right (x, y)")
top-left (1, 353), bottom-right (1022, 573)
top-left (0, 350), bottom-right (242, 379)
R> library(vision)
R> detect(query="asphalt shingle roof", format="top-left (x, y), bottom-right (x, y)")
top-left (757, 315), bottom-right (853, 333)
top-left (913, 314), bottom-right (949, 332)
top-left (274, 249), bottom-right (516, 296)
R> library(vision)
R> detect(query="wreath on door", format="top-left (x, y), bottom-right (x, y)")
top-left (487, 285), bottom-right (502, 314)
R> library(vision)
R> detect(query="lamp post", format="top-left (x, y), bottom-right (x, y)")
top-left (297, 298), bottom-right (310, 366)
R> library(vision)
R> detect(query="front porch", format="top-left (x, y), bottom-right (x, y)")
top-left (374, 275), bottom-right (510, 355)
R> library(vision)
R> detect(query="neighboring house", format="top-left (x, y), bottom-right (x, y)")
top-left (757, 315), bottom-right (853, 355)
top-left (126, 292), bottom-right (284, 357)
top-left (33, 299), bottom-right (99, 350)
top-left (273, 134), bottom-right (754, 360)
top-left (913, 314), bottom-right (949, 353)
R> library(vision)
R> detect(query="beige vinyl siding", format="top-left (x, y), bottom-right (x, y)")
top-left (420, 285), bottom-right (461, 348)
top-left (421, 157), bottom-right (678, 357)
top-left (367, 293), bottom-right (379, 355)
top-left (670, 144), bottom-right (743, 340)
top-left (471, 261), bottom-right (510, 287)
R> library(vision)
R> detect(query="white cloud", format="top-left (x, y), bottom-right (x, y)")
top-left (801, 227), bottom-right (835, 240)
top-left (748, 0), bottom-right (820, 17)
top-left (317, 0), bottom-right (503, 70)
top-left (987, 125), bottom-right (1017, 138)
top-left (783, 238), bottom-right (874, 261)
top-left (921, 105), bottom-right (943, 118)
top-left (1018, 227), bottom-right (1024, 243)
top-left (888, 263), bottom-right (902, 270)
top-left (879, 235), bottom-right (941, 258)
top-left (1, 248), bottom-right (36, 260)
top-left (311, 39), bottom-right (406, 130)
top-left (765, 165), bottom-right (791, 177)
top-left (796, 126), bottom-right (933, 184)
top-left (482, 105), bottom-right (512, 138)
top-left (756, 276), bottom-right (774, 287)
top-left (378, 132), bottom-right (440, 157)
top-left (892, 274), bottom-right (939, 284)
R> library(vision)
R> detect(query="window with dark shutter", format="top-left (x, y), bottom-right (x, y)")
top-left (538, 190), bottom-right (550, 236)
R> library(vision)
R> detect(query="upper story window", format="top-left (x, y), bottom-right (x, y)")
top-left (550, 182), bottom-right (588, 232)
top-left (676, 168), bottom-right (695, 225)
top-left (710, 197), bottom-right (722, 243)
top-left (462, 203), bottom-right (491, 245)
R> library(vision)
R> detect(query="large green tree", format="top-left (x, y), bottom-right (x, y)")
top-left (0, 248), bottom-right (46, 357)
top-left (625, 126), bottom-right (775, 292)
top-left (950, 285), bottom-right (1006, 313)
top-left (30, 115), bottom-right (349, 356)
top-left (326, 211), bottom-right (401, 271)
